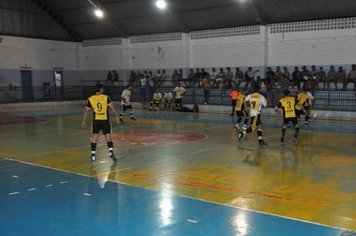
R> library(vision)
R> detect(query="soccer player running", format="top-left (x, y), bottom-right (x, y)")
top-left (238, 85), bottom-right (268, 146)
top-left (234, 90), bottom-right (249, 130)
top-left (82, 84), bottom-right (120, 161)
top-left (275, 90), bottom-right (306, 145)
top-left (295, 88), bottom-right (314, 126)
top-left (150, 89), bottom-right (163, 111)
top-left (120, 85), bottom-right (136, 122)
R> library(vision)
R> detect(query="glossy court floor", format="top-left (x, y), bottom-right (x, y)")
top-left (0, 105), bottom-right (355, 236)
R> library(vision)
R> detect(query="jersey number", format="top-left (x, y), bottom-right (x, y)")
top-left (97, 102), bottom-right (103, 112)
top-left (251, 101), bottom-right (256, 109)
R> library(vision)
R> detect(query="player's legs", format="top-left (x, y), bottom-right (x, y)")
top-left (103, 122), bottom-right (117, 161)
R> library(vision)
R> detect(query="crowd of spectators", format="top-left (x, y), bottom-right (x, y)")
top-left (127, 64), bottom-right (356, 92)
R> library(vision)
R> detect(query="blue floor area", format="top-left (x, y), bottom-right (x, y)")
top-left (0, 158), bottom-right (349, 236)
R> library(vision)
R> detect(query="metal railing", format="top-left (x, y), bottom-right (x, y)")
top-left (1, 86), bottom-right (355, 111)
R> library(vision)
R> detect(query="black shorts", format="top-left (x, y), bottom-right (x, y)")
top-left (122, 104), bottom-right (133, 111)
top-left (92, 120), bottom-right (111, 134)
top-left (175, 98), bottom-right (182, 104)
top-left (296, 107), bottom-right (310, 118)
top-left (236, 110), bottom-right (248, 118)
top-left (250, 115), bottom-right (262, 126)
top-left (283, 117), bottom-right (297, 126)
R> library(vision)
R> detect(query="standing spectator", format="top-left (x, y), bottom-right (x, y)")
top-left (346, 64), bottom-right (356, 91)
top-left (178, 69), bottom-right (184, 83)
top-left (326, 65), bottom-right (337, 90)
top-left (281, 67), bottom-right (290, 90)
top-left (193, 68), bottom-right (202, 87)
top-left (173, 83), bottom-right (186, 111)
top-left (153, 69), bottom-right (162, 88)
top-left (318, 67), bottom-right (326, 90)
top-left (229, 87), bottom-right (240, 116)
top-left (234, 67), bottom-right (244, 88)
top-left (244, 67), bottom-right (254, 89)
top-left (275, 66), bottom-right (282, 87)
top-left (202, 72), bottom-right (210, 104)
top-left (139, 73), bottom-right (147, 101)
top-left (184, 69), bottom-right (194, 87)
top-left (291, 67), bottom-right (300, 89)
top-left (129, 71), bottom-right (137, 86)
top-left (171, 70), bottom-right (179, 87)
top-left (300, 66), bottom-right (310, 89)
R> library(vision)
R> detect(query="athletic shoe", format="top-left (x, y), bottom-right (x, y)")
top-left (130, 117), bottom-right (136, 121)
top-left (119, 118), bottom-right (124, 123)
top-left (242, 125), bottom-right (247, 129)
top-left (259, 140), bottom-right (268, 146)
top-left (293, 137), bottom-right (298, 145)
top-left (109, 152), bottom-right (118, 161)
top-left (237, 131), bottom-right (244, 141)
top-left (280, 141), bottom-right (285, 146)
top-left (235, 124), bottom-right (240, 129)
top-left (90, 154), bottom-right (96, 161)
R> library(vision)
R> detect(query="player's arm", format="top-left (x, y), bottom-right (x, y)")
top-left (82, 106), bottom-right (91, 128)
top-left (261, 96), bottom-right (268, 108)
top-left (107, 98), bottom-right (120, 124)
top-left (274, 101), bottom-right (281, 113)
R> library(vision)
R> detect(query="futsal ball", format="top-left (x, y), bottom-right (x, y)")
top-left (313, 113), bottom-right (317, 118)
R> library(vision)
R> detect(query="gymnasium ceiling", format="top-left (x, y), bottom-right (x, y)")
top-left (3, 0), bottom-right (356, 41)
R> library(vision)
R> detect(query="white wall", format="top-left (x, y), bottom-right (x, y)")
top-left (268, 28), bottom-right (356, 67)
top-left (0, 35), bottom-right (78, 70)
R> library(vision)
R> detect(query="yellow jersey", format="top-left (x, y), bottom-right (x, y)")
top-left (277, 96), bottom-right (297, 118)
top-left (86, 94), bottom-right (112, 120)
top-left (235, 94), bottom-right (246, 111)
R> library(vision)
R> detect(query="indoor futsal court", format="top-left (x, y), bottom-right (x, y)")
top-left (0, 105), bottom-right (355, 235)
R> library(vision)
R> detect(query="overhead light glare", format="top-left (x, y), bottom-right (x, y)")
top-left (156, 0), bottom-right (167, 9)
top-left (94, 9), bottom-right (104, 18)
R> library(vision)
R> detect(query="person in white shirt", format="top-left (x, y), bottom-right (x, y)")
top-left (120, 85), bottom-right (136, 122)
top-left (238, 85), bottom-right (268, 145)
top-left (164, 91), bottom-right (173, 110)
top-left (173, 83), bottom-right (186, 111)
top-left (150, 90), bottom-right (163, 111)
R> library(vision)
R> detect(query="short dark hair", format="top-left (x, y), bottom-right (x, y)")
top-left (95, 84), bottom-right (104, 92)
top-left (253, 85), bottom-right (260, 92)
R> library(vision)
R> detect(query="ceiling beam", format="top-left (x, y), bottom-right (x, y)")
top-left (32, 0), bottom-right (82, 41)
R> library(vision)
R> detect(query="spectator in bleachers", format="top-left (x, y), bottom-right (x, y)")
top-left (346, 64), bottom-right (356, 91)
top-left (300, 66), bottom-right (310, 89)
top-left (336, 66), bottom-right (346, 90)
top-left (244, 67), bottom-right (255, 89)
top-left (113, 70), bottom-right (119, 84)
top-left (234, 67), bottom-right (244, 88)
top-left (184, 69), bottom-right (194, 87)
top-left (281, 67), bottom-right (290, 90)
top-left (310, 65), bottom-right (318, 78)
top-left (139, 73), bottom-right (148, 101)
top-left (326, 65), bottom-right (337, 90)
top-left (106, 71), bottom-right (113, 85)
top-left (129, 70), bottom-right (138, 86)
top-left (153, 69), bottom-right (162, 87)
top-left (291, 67), bottom-right (300, 89)
top-left (171, 70), bottom-right (179, 87)
top-left (265, 67), bottom-right (275, 90)
top-left (178, 69), bottom-right (184, 83)
top-left (223, 67), bottom-right (233, 89)
top-left (210, 68), bottom-right (219, 88)
top-left (193, 68), bottom-right (202, 87)
top-left (217, 68), bottom-right (225, 88)
top-left (318, 67), bottom-right (326, 90)
top-left (275, 66), bottom-right (282, 86)
top-left (202, 72), bottom-right (210, 104)
top-left (160, 69), bottom-right (167, 87)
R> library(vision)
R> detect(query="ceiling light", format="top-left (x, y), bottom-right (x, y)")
top-left (156, 0), bottom-right (167, 10)
top-left (94, 9), bottom-right (104, 18)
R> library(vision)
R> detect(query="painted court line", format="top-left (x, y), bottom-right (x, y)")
top-left (8, 192), bottom-right (19, 195)
top-left (1, 156), bottom-right (353, 232)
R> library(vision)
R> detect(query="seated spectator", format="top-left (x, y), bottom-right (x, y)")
top-left (193, 68), bottom-right (202, 87)
top-left (153, 69), bottom-right (162, 87)
top-left (244, 67), bottom-right (259, 89)
top-left (336, 66), bottom-right (346, 90)
top-left (346, 64), bottom-right (356, 91)
top-left (265, 67), bottom-right (275, 90)
top-left (210, 68), bottom-right (219, 88)
top-left (223, 67), bottom-right (233, 89)
top-left (326, 65), bottom-right (337, 90)
top-left (234, 67), bottom-right (244, 88)
top-left (129, 70), bottom-right (138, 86)
top-left (290, 67), bottom-right (300, 89)
top-left (274, 66), bottom-right (282, 87)
top-left (184, 69), bottom-right (194, 87)
top-left (216, 68), bottom-right (225, 88)
top-left (113, 70), bottom-right (119, 84)
top-left (105, 71), bottom-right (113, 85)
top-left (318, 67), bottom-right (326, 90)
